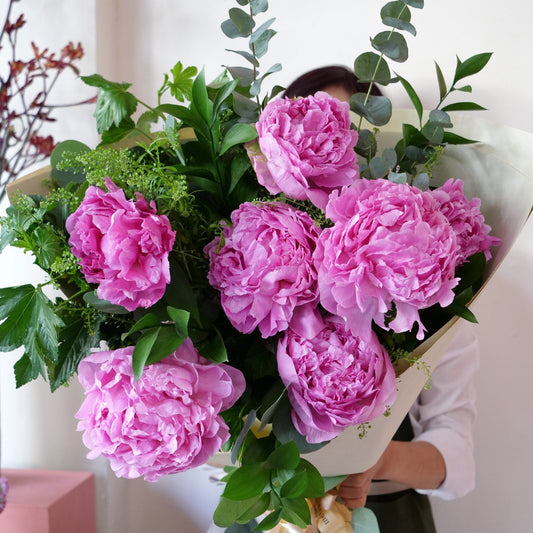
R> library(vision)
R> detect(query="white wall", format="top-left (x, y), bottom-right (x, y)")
top-left (1, 1), bottom-right (532, 532)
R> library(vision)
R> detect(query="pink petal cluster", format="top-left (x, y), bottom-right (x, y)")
top-left (277, 306), bottom-right (397, 444)
top-left (75, 340), bottom-right (245, 481)
top-left (431, 178), bottom-right (501, 265)
top-left (205, 201), bottom-right (320, 338)
top-left (315, 179), bottom-right (459, 341)
top-left (247, 92), bottom-right (359, 209)
top-left (66, 178), bottom-right (176, 311)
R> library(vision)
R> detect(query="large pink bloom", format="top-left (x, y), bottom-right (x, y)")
top-left (315, 179), bottom-right (459, 341)
top-left (247, 92), bottom-right (359, 209)
top-left (431, 178), bottom-right (500, 265)
top-left (277, 306), bottom-right (397, 444)
top-left (75, 340), bottom-right (245, 481)
top-left (66, 178), bottom-right (176, 311)
top-left (205, 201), bottom-right (320, 338)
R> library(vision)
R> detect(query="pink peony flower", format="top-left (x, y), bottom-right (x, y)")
top-left (75, 339), bottom-right (245, 481)
top-left (315, 179), bottom-right (459, 341)
top-left (431, 178), bottom-right (501, 265)
top-left (277, 305), bottom-right (397, 444)
top-left (247, 92), bottom-right (359, 209)
top-left (66, 178), bottom-right (176, 311)
top-left (205, 201), bottom-right (321, 338)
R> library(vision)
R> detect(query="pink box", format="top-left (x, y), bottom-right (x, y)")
top-left (0, 469), bottom-right (95, 533)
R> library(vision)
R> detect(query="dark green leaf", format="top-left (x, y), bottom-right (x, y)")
top-left (191, 70), bottom-right (213, 125)
top-left (220, 123), bottom-right (258, 155)
top-left (441, 102), bottom-right (486, 112)
top-left (81, 74), bottom-right (138, 134)
top-left (213, 79), bottom-right (241, 119)
top-left (354, 52), bottom-right (392, 84)
top-left (0, 224), bottom-right (17, 253)
top-left (435, 61), bottom-right (447, 101)
top-left (280, 471), bottom-right (308, 499)
top-left (14, 353), bottom-right (42, 388)
top-left (453, 52), bottom-right (492, 85)
top-left (382, 17), bottom-right (416, 35)
top-left (398, 75), bottom-right (423, 124)
top-left (280, 497), bottom-right (311, 528)
top-left (32, 226), bottom-right (61, 270)
top-left (456, 85), bottom-right (473, 93)
top-left (193, 327), bottom-right (228, 363)
top-left (223, 463), bottom-right (269, 500)
top-left (266, 441), bottom-right (300, 470)
top-left (442, 132), bottom-right (478, 145)
top-left (351, 507), bottom-right (380, 533)
top-left (297, 459), bottom-right (325, 498)
top-left (50, 140), bottom-right (91, 186)
top-left (404, 0), bottom-right (423, 7)
top-left (444, 288), bottom-right (478, 323)
top-left (254, 509), bottom-right (282, 531)
top-left (371, 32), bottom-right (408, 62)
top-left (99, 117), bottom-right (137, 146)
top-left (145, 326), bottom-right (187, 365)
top-left (83, 291), bottom-right (130, 314)
top-left (236, 493), bottom-right (270, 524)
top-left (214, 496), bottom-right (265, 528)
top-left (455, 252), bottom-right (486, 291)
top-left (229, 152), bottom-right (252, 195)
top-left (122, 313), bottom-right (161, 339)
top-left (232, 410), bottom-right (257, 464)
top-left (167, 306), bottom-right (190, 338)
top-left (164, 259), bottom-right (201, 324)
top-left (355, 129), bottom-right (378, 160)
top-left (381, 1), bottom-right (411, 22)
top-left (132, 327), bottom-right (160, 380)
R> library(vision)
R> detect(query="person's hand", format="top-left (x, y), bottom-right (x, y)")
top-left (337, 461), bottom-right (381, 510)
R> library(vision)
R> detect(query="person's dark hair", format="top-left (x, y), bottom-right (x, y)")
top-left (283, 65), bottom-right (382, 98)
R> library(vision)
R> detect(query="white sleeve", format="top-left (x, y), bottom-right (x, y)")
top-left (408, 323), bottom-right (479, 500)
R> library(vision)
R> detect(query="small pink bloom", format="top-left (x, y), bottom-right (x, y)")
top-left (431, 178), bottom-right (501, 265)
top-left (205, 201), bottom-right (320, 338)
top-left (277, 306), bottom-right (397, 444)
top-left (66, 179), bottom-right (176, 311)
top-left (75, 340), bottom-right (245, 481)
top-left (247, 92), bottom-right (359, 209)
top-left (315, 179), bottom-right (459, 341)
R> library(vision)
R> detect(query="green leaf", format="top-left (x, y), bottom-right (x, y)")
top-left (236, 493), bottom-right (270, 524)
top-left (453, 52), bottom-right (492, 85)
top-left (164, 259), bottom-right (201, 324)
top-left (229, 151), bottom-right (252, 195)
top-left (441, 102), bottom-right (486, 112)
top-left (297, 459), bottom-right (325, 498)
top-left (455, 252), bottom-right (486, 291)
top-left (404, 0), bottom-right (423, 7)
top-left (249, 18), bottom-right (276, 58)
top-left (351, 507), bottom-right (380, 533)
top-left (50, 140), bottom-right (91, 186)
top-left (266, 441), bottom-right (300, 470)
top-left (14, 353), bottom-right (42, 388)
top-left (381, 1), bottom-right (416, 35)
top-left (83, 291), bottom-right (130, 314)
top-left (132, 327), bottom-right (160, 380)
top-left (32, 226), bottom-right (61, 270)
top-left (254, 509), bottom-right (282, 531)
top-left (223, 463), bottom-right (270, 500)
top-left (323, 474), bottom-right (348, 492)
top-left (99, 117), bottom-right (137, 146)
top-left (250, 0), bottom-right (268, 15)
top-left (444, 288), bottom-right (478, 323)
top-left (226, 49), bottom-right (260, 68)
top-left (369, 158), bottom-right (388, 179)
top-left (428, 109), bottom-right (453, 127)
top-left (167, 306), bottom-right (190, 338)
top-left (122, 313), bottom-right (161, 340)
top-left (280, 471), bottom-right (308, 499)
top-left (350, 94), bottom-right (392, 126)
top-left (250, 63), bottom-right (282, 97)
top-left (280, 497), bottom-right (311, 528)
top-left (371, 32), bottom-right (408, 62)
top-left (145, 326), bottom-right (187, 365)
top-left (220, 123), bottom-right (258, 155)
top-left (420, 122), bottom-right (444, 143)
top-left (214, 496), bottom-right (266, 528)
top-left (398, 75), bottom-right (423, 124)
top-left (222, 8), bottom-right (255, 39)
top-left (412, 172), bottom-right (430, 190)
top-left (442, 131), bottom-right (478, 145)
top-left (81, 74), bottom-right (138, 134)
top-left (435, 61), bottom-right (447, 101)
top-left (354, 52), bottom-right (392, 84)
top-left (355, 129), bottom-right (378, 160)
top-left (388, 171), bottom-right (408, 184)
top-left (193, 327), bottom-right (228, 363)
top-left (166, 62), bottom-right (198, 102)
top-left (191, 70), bottom-right (213, 125)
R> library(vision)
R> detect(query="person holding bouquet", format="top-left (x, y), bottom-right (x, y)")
top-left (283, 66), bottom-right (480, 533)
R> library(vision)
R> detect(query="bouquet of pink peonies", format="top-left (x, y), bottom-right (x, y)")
top-left (1, 0), bottom-right (522, 530)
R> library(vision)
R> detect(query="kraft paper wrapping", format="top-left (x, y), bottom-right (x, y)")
top-left (211, 112), bottom-right (533, 475)
top-left (6, 113), bottom-right (533, 476)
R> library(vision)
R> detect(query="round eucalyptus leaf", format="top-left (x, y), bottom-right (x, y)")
top-left (371, 32), bottom-right (408, 62)
top-left (350, 94), bottom-right (392, 126)
top-left (354, 52), bottom-right (391, 83)
top-left (413, 172), bottom-right (430, 190)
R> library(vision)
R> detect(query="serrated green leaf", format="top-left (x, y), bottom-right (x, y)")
top-left (435, 61), bottom-right (447, 101)
top-left (372, 32), bottom-right (408, 62)
top-left (441, 102), bottom-right (486, 112)
top-left (99, 117), bottom-right (137, 146)
top-left (398, 76), bottom-right (423, 124)
top-left (354, 52), bottom-right (392, 83)
top-left (223, 463), bottom-right (269, 500)
top-left (81, 74), bottom-right (138, 134)
top-left (220, 123), bottom-right (258, 155)
top-left (167, 61), bottom-right (198, 102)
top-left (14, 353), bottom-right (42, 387)
top-left (32, 226), bottom-right (61, 270)
top-left (453, 52), bottom-right (492, 85)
